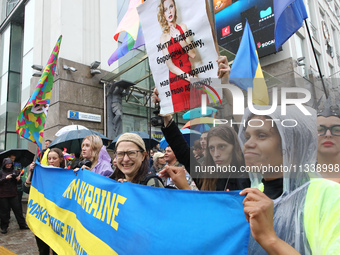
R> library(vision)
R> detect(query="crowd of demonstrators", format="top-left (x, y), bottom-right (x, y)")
top-left (10, 54), bottom-right (340, 253)
top-left (156, 100), bottom-right (340, 253)
top-left (110, 133), bottom-right (164, 187)
top-left (150, 151), bottom-right (165, 175)
top-left (0, 158), bottom-right (28, 234)
top-left (316, 106), bottom-right (340, 183)
top-left (153, 55), bottom-right (340, 254)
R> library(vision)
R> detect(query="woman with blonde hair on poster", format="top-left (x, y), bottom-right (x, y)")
top-left (157, 0), bottom-right (202, 111)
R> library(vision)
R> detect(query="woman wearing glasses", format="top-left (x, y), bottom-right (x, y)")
top-left (111, 133), bottom-right (164, 187)
top-left (317, 107), bottom-right (340, 183)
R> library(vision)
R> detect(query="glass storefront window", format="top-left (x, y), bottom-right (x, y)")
top-left (9, 24), bottom-right (22, 72)
top-left (0, 133), bottom-right (5, 150)
top-left (0, 113), bottom-right (5, 133)
top-left (1, 25), bottom-right (10, 76)
top-left (6, 132), bottom-right (18, 149)
top-left (0, 72), bottom-right (8, 108)
top-left (18, 136), bottom-right (28, 149)
top-left (8, 72), bottom-right (20, 102)
top-left (6, 111), bottom-right (18, 132)
top-left (122, 115), bottom-right (148, 133)
top-left (0, 0), bottom-right (6, 24)
top-left (6, 0), bottom-right (19, 15)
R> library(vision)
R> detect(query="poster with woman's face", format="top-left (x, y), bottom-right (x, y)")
top-left (138, 0), bottom-right (219, 114)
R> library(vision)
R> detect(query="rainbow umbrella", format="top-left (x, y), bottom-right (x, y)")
top-left (182, 106), bottom-right (217, 119)
top-left (160, 129), bottom-right (201, 149)
top-left (181, 117), bottom-right (215, 132)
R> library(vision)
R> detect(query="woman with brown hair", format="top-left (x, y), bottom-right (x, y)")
top-left (199, 124), bottom-right (248, 190)
top-left (159, 116), bottom-right (249, 191)
top-left (25, 147), bottom-right (67, 255)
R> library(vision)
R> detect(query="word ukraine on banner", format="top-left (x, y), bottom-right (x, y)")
top-left (137, 0), bottom-right (219, 114)
top-left (16, 36), bottom-right (62, 158)
top-left (27, 163), bottom-right (249, 255)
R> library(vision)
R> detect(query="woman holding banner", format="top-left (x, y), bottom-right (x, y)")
top-left (25, 148), bottom-right (65, 255)
top-left (157, 0), bottom-right (203, 112)
top-left (110, 133), bottom-right (164, 187)
top-left (238, 106), bottom-right (340, 254)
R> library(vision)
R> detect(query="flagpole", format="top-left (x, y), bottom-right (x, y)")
top-left (304, 20), bottom-right (328, 99)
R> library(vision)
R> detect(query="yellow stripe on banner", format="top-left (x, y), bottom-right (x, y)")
top-left (0, 245), bottom-right (16, 255)
top-left (27, 186), bottom-right (118, 255)
top-left (252, 53), bottom-right (269, 105)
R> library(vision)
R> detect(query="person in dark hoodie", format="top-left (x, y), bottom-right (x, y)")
top-left (0, 158), bottom-right (28, 234)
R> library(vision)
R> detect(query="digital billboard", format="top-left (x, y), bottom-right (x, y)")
top-left (214, 0), bottom-right (278, 58)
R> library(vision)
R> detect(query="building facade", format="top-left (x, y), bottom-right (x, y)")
top-left (0, 0), bottom-right (339, 151)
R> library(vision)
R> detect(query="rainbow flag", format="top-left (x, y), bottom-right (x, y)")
top-left (108, 0), bottom-right (145, 65)
top-left (229, 21), bottom-right (269, 105)
top-left (63, 153), bottom-right (75, 161)
top-left (16, 36), bottom-right (62, 157)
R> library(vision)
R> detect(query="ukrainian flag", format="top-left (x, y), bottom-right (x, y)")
top-left (274, 0), bottom-right (308, 51)
top-left (229, 20), bottom-right (269, 105)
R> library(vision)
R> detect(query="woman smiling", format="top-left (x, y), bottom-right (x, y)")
top-left (111, 133), bottom-right (164, 187)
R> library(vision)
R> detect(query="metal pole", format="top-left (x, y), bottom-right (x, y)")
top-left (103, 82), bottom-right (107, 136)
top-left (148, 58), bottom-right (152, 153)
top-left (304, 20), bottom-right (328, 99)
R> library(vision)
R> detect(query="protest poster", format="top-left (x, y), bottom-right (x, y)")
top-left (137, 0), bottom-right (220, 114)
top-left (27, 163), bottom-right (249, 254)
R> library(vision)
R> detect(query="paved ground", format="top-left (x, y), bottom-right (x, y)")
top-left (0, 200), bottom-right (39, 255)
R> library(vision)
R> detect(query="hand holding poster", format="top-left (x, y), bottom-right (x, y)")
top-left (137, 0), bottom-right (219, 114)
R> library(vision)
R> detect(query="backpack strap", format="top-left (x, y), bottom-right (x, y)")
top-left (141, 174), bottom-right (164, 187)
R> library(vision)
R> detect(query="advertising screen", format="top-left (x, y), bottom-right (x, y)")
top-left (214, 0), bottom-right (278, 58)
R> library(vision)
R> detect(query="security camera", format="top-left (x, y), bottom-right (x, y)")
top-left (69, 67), bottom-right (77, 72)
top-left (63, 65), bottom-right (77, 72)
top-left (31, 64), bottom-right (43, 71)
top-left (90, 61), bottom-right (101, 69)
top-left (90, 69), bottom-right (101, 75)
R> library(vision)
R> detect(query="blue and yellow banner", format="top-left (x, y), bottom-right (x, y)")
top-left (27, 163), bottom-right (249, 255)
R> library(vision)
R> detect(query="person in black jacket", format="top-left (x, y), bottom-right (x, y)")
top-left (159, 115), bottom-right (249, 191)
top-left (0, 158), bottom-right (28, 234)
top-left (155, 55), bottom-right (249, 191)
